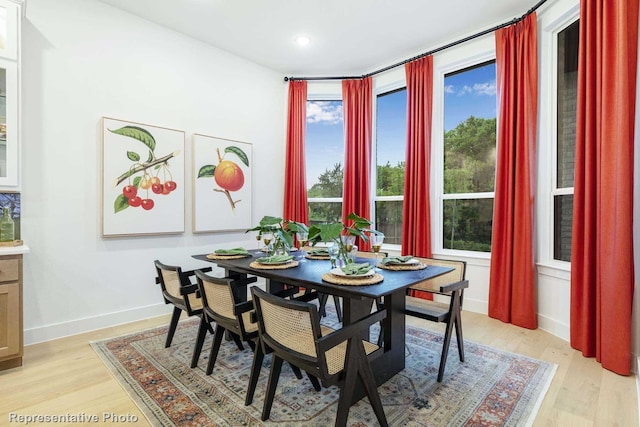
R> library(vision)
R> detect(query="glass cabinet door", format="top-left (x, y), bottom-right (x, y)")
top-left (0, 59), bottom-right (17, 186)
top-left (0, 0), bottom-right (19, 188)
top-left (0, 1), bottom-right (18, 61)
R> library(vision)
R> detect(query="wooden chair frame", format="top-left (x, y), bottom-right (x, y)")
top-left (154, 260), bottom-right (213, 368)
top-left (402, 257), bottom-right (468, 382)
top-left (250, 287), bottom-right (388, 427)
top-left (194, 270), bottom-right (316, 405)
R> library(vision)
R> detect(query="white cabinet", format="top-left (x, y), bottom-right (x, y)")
top-left (0, 0), bottom-right (21, 188)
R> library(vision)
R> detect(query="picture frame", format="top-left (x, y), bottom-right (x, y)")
top-left (192, 134), bottom-right (252, 232)
top-left (102, 117), bottom-right (185, 237)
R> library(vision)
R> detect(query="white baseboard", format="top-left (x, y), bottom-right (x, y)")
top-left (24, 303), bottom-right (172, 346)
top-left (460, 297), bottom-right (488, 315)
top-left (537, 313), bottom-right (570, 342)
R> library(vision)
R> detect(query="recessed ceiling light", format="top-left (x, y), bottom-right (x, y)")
top-left (295, 36), bottom-right (310, 46)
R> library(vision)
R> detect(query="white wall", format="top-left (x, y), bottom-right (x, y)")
top-left (20, 0), bottom-right (287, 344)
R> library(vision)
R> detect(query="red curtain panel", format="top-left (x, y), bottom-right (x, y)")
top-left (404, 56), bottom-right (434, 300)
top-left (570, 0), bottom-right (638, 375)
top-left (342, 77), bottom-right (372, 251)
top-left (488, 13), bottom-right (538, 329)
top-left (283, 80), bottom-right (309, 224)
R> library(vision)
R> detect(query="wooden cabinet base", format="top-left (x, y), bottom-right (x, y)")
top-left (0, 356), bottom-right (22, 371)
top-left (0, 254), bottom-right (23, 371)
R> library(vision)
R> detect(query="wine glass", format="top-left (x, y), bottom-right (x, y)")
top-left (371, 234), bottom-right (385, 265)
top-left (296, 232), bottom-right (309, 258)
top-left (262, 231), bottom-right (273, 254)
top-left (341, 235), bottom-right (355, 254)
top-left (255, 232), bottom-right (262, 250)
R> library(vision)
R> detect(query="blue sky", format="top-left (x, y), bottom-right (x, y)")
top-left (305, 62), bottom-right (496, 188)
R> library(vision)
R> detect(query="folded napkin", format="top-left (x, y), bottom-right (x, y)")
top-left (381, 256), bottom-right (414, 265)
top-left (215, 247), bottom-right (250, 255)
top-left (308, 248), bottom-right (329, 255)
top-left (340, 263), bottom-right (373, 276)
top-left (256, 254), bottom-right (294, 264)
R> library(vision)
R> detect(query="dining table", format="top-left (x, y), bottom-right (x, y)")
top-left (192, 249), bottom-right (453, 401)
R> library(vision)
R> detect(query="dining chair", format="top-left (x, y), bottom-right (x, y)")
top-left (194, 270), bottom-right (259, 375)
top-left (154, 260), bottom-right (213, 368)
top-left (194, 270), bottom-right (320, 405)
top-left (250, 287), bottom-right (388, 427)
top-left (396, 257), bottom-right (467, 382)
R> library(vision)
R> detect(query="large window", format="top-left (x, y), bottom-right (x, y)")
top-left (442, 61), bottom-right (497, 252)
top-left (306, 100), bottom-right (344, 224)
top-left (553, 20), bottom-right (579, 262)
top-left (375, 88), bottom-right (407, 245)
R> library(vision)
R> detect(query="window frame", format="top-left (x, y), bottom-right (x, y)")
top-left (372, 83), bottom-right (408, 250)
top-left (305, 94), bottom-right (344, 220)
top-left (433, 49), bottom-right (497, 259)
top-left (539, 3), bottom-right (580, 269)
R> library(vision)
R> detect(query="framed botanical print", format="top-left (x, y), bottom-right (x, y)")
top-left (192, 134), bottom-right (252, 232)
top-left (102, 117), bottom-right (185, 237)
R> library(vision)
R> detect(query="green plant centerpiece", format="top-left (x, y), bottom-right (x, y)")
top-left (246, 216), bottom-right (294, 256)
top-left (306, 212), bottom-right (381, 267)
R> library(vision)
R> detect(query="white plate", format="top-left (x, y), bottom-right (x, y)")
top-left (257, 258), bottom-right (293, 265)
top-left (330, 267), bottom-right (375, 278)
top-left (385, 258), bottom-right (419, 265)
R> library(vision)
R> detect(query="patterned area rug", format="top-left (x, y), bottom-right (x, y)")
top-left (91, 310), bottom-right (556, 427)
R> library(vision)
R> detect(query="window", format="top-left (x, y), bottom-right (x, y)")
top-left (306, 100), bottom-right (344, 224)
top-left (553, 20), bottom-right (579, 262)
top-left (374, 88), bottom-right (407, 245)
top-left (442, 61), bottom-right (497, 252)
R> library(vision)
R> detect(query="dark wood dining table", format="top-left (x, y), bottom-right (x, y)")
top-left (193, 249), bottom-right (453, 396)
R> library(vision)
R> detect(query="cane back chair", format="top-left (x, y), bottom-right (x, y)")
top-left (250, 287), bottom-right (388, 427)
top-left (154, 260), bottom-right (213, 368)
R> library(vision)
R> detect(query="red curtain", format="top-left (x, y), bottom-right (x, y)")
top-left (488, 14), bottom-right (538, 329)
top-left (570, 0), bottom-right (638, 375)
top-left (283, 81), bottom-right (309, 224)
top-left (342, 77), bottom-right (372, 251)
top-left (403, 56), bottom-right (434, 300)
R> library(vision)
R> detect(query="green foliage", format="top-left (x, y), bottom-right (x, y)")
top-left (197, 165), bottom-right (216, 178)
top-left (225, 146), bottom-right (249, 167)
top-left (376, 161), bottom-right (405, 196)
top-left (442, 116), bottom-right (496, 253)
top-left (109, 126), bottom-right (156, 152)
top-left (308, 163), bottom-right (343, 198)
top-left (444, 116), bottom-right (496, 194)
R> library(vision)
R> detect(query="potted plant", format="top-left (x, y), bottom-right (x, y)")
top-left (246, 216), bottom-right (294, 256)
top-left (306, 212), bottom-right (382, 266)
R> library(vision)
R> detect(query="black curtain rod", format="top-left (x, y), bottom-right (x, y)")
top-left (284, 0), bottom-right (548, 82)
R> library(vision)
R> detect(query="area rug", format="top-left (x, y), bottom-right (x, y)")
top-left (91, 310), bottom-right (556, 427)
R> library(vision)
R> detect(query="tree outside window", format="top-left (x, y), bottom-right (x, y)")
top-left (375, 88), bottom-right (407, 245)
top-left (443, 61), bottom-right (497, 252)
top-left (306, 100), bottom-right (344, 224)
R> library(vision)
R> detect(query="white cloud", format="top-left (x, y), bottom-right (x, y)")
top-left (473, 81), bottom-right (496, 96)
top-left (307, 101), bottom-right (344, 124)
top-left (449, 80), bottom-right (497, 97)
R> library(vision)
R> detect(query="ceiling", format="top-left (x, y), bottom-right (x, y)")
top-left (98, 0), bottom-right (540, 77)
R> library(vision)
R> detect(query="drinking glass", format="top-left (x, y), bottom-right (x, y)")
top-left (327, 243), bottom-right (339, 269)
top-left (341, 235), bottom-right (356, 254)
top-left (296, 231), bottom-right (309, 259)
top-left (255, 233), bottom-right (262, 250)
top-left (371, 234), bottom-right (385, 264)
top-left (262, 231), bottom-right (274, 254)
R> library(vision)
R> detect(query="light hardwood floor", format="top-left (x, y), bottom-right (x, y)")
top-left (0, 311), bottom-right (637, 426)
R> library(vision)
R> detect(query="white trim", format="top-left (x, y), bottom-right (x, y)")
top-left (24, 303), bottom-right (171, 346)
top-left (432, 44), bottom-right (496, 255)
top-left (537, 1), bottom-right (580, 265)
